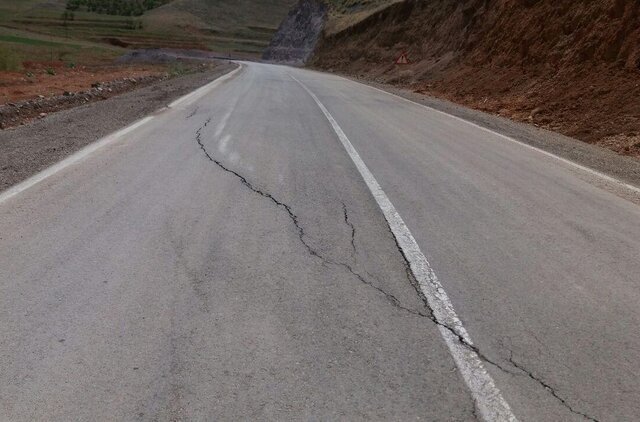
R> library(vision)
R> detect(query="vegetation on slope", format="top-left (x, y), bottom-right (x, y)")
top-left (65, 0), bottom-right (171, 16)
top-left (0, 0), bottom-right (296, 60)
top-left (143, 0), bottom-right (297, 53)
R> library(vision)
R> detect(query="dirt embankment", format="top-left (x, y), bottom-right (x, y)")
top-left (0, 68), bottom-right (165, 129)
top-left (312, 0), bottom-right (640, 158)
top-left (263, 0), bottom-right (328, 64)
top-left (0, 54), bottom-right (224, 129)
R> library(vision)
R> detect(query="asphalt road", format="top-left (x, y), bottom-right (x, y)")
top-left (1, 62), bottom-right (639, 421)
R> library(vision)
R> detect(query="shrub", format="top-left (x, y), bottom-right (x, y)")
top-left (66, 0), bottom-right (171, 16)
top-left (168, 60), bottom-right (193, 77)
top-left (168, 62), bottom-right (189, 76)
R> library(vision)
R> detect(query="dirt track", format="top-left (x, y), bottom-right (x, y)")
top-left (0, 61), bottom-right (236, 191)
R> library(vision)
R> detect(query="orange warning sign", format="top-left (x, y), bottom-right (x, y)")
top-left (395, 52), bottom-right (410, 65)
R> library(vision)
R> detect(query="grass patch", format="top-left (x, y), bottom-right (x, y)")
top-left (0, 44), bottom-right (21, 70)
top-left (0, 38), bottom-right (119, 67)
top-left (168, 61), bottom-right (188, 76)
top-left (0, 34), bottom-right (76, 47)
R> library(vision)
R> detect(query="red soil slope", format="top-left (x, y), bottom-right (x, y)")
top-left (312, 0), bottom-right (640, 157)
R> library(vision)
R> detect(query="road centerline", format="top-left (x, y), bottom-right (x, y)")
top-left (290, 73), bottom-right (518, 422)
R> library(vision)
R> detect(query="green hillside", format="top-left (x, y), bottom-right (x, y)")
top-left (143, 0), bottom-right (297, 54)
top-left (0, 0), bottom-right (297, 64)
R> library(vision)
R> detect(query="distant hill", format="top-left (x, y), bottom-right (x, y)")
top-left (0, 0), bottom-right (297, 59)
top-left (143, 0), bottom-right (297, 54)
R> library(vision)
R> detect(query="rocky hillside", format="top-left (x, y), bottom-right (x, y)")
top-left (310, 0), bottom-right (640, 157)
top-left (262, 0), bottom-right (327, 64)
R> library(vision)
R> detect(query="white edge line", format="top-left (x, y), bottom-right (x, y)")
top-left (331, 72), bottom-right (640, 195)
top-left (0, 65), bottom-right (242, 205)
top-left (290, 73), bottom-right (518, 422)
top-left (168, 64), bottom-right (243, 109)
top-left (0, 116), bottom-right (153, 205)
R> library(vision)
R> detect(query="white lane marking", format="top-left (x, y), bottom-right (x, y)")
top-left (346, 75), bottom-right (640, 195)
top-left (214, 84), bottom-right (243, 140)
top-left (0, 67), bottom-right (242, 206)
top-left (219, 134), bottom-right (232, 154)
top-left (0, 116), bottom-right (153, 205)
top-left (215, 112), bottom-right (233, 138)
top-left (168, 65), bottom-right (243, 109)
top-left (291, 74), bottom-right (518, 422)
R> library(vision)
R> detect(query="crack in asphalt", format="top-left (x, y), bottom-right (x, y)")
top-left (382, 218), bottom-right (599, 421)
top-left (341, 202), bottom-right (357, 260)
top-left (194, 119), bottom-right (424, 318)
top-left (508, 353), bottom-right (599, 421)
top-left (194, 118), bottom-right (597, 422)
top-left (195, 118), bottom-right (320, 262)
top-left (382, 223), bottom-right (519, 372)
top-left (186, 106), bottom-right (199, 119)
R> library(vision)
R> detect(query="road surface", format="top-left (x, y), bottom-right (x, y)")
top-left (1, 62), bottom-right (639, 421)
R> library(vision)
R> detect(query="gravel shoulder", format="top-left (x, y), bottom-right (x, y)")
top-left (0, 62), bottom-right (237, 192)
top-left (350, 77), bottom-right (640, 190)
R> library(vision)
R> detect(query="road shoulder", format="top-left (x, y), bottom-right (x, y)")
top-left (337, 74), bottom-right (640, 191)
top-left (0, 62), bottom-right (237, 192)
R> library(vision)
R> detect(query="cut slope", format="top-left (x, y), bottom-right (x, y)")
top-left (262, 0), bottom-right (327, 64)
top-left (312, 0), bottom-right (640, 157)
top-left (322, 0), bottom-right (402, 35)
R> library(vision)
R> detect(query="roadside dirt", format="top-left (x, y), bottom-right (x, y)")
top-left (312, 0), bottom-right (640, 159)
top-left (0, 61), bottom-right (236, 191)
top-left (0, 62), bottom-right (165, 104)
top-left (0, 60), bottom-right (217, 129)
top-left (357, 77), bottom-right (640, 197)
top-left (419, 63), bottom-right (640, 159)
